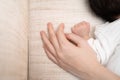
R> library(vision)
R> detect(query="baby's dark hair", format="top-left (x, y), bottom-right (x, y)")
top-left (88, 0), bottom-right (120, 22)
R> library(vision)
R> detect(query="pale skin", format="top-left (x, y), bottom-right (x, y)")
top-left (71, 21), bottom-right (91, 40)
top-left (40, 22), bottom-right (120, 80)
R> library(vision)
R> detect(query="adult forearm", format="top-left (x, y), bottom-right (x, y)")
top-left (93, 65), bottom-right (120, 80)
top-left (77, 64), bottom-right (120, 80)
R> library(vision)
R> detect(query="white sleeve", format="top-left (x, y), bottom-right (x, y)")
top-left (88, 19), bottom-right (120, 64)
top-left (88, 38), bottom-right (109, 64)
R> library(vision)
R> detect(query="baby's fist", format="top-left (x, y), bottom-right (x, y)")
top-left (71, 21), bottom-right (90, 40)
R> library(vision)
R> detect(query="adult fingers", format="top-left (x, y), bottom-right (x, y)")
top-left (56, 23), bottom-right (69, 46)
top-left (43, 45), bottom-right (58, 64)
top-left (40, 31), bottom-right (57, 57)
top-left (47, 22), bottom-right (60, 51)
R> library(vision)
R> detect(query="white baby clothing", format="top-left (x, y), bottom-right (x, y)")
top-left (88, 19), bottom-right (120, 65)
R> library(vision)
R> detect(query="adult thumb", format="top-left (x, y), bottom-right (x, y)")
top-left (65, 33), bottom-right (86, 47)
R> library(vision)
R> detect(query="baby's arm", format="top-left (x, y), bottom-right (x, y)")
top-left (87, 38), bottom-right (108, 64)
top-left (72, 20), bottom-right (120, 64)
top-left (88, 19), bottom-right (120, 64)
top-left (71, 21), bottom-right (103, 64)
top-left (71, 21), bottom-right (103, 63)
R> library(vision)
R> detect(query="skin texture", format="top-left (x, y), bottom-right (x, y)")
top-left (71, 21), bottom-right (91, 40)
top-left (40, 22), bottom-right (120, 80)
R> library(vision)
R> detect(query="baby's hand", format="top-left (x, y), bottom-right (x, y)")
top-left (71, 21), bottom-right (91, 40)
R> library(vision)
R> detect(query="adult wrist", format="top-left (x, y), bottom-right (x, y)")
top-left (89, 64), bottom-right (120, 80)
top-left (76, 63), bottom-right (120, 80)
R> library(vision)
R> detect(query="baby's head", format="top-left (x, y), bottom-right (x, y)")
top-left (88, 0), bottom-right (120, 22)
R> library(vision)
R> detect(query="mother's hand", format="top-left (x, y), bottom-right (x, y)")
top-left (40, 23), bottom-right (120, 80)
top-left (40, 22), bottom-right (99, 79)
